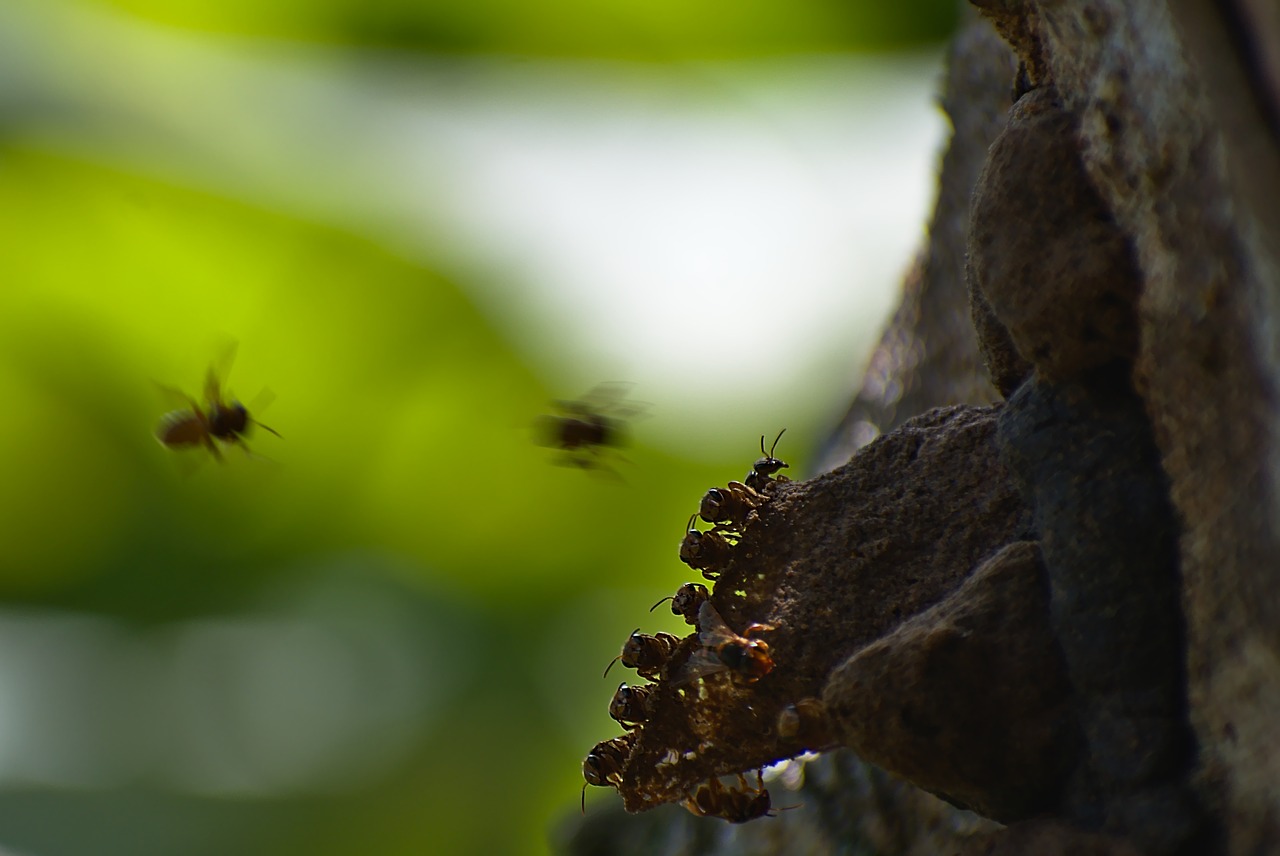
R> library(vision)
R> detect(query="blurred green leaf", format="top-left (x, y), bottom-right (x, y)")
top-left (85, 0), bottom-right (958, 55)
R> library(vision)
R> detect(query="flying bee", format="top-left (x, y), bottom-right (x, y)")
top-left (608, 682), bottom-right (654, 730)
top-left (535, 382), bottom-right (645, 472)
top-left (602, 628), bottom-right (683, 680)
top-left (699, 480), bottom-right (765, 534)
top-left (679, 514), bottom-right (736, 580)
top-left (672, 601), bottom-right (775, 687)
top-left (650, 582), bottom-right (710, 625)
top-left (684, 771), bottom-right (782, 823)
top-left (744, 429), bottom-right (790, 492)
top-left (156, 358), bottom-right (280, 460)
top-left (581, 732), bottom-right (634, 812)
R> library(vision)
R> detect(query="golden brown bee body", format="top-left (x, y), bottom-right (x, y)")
top-left (155, 365), bottom-right (280, 460)
top-left (698, 480), bottom-right (765, 532)
top-left (743, 429), bottom-right (790, 492)
top-left (608, 682), bottom-right (654, 729)
top-left (684, 772), bottom-right (777, 823)
top-left (582, 733), bottom-right (634, 812)
top-left (679, 515), bottom-right (736, 579)
top-left (602, 629), bottom-right (682, 680)
top-left (156, 407), bottom-right (215, 454)
top-left (650, 582), bottom-right (710, 625)
top-left (674, 601), bottom-right (775, 686)
top-left (546, 411), bottom-right (618, 452)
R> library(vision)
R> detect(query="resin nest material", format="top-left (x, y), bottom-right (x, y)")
top-left (605, 405), bottom-right (1073, 818)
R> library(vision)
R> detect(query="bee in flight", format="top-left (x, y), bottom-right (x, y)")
top-left (672, 601), bottom-right (775, 686)
top-left (535, 382), bottom-right (645, 473)
top-left (156, 356), bottom-right (280, 461)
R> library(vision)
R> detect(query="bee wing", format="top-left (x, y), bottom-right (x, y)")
top-left (245, 387), bottom-right (281, 437)
top-left (669, 647), bottom-right (731, 688)
top-left (154, 381), bottom-right (200, 411)
top-left (204, 366), bottom-right (224, 407)
top-left (696, 601), bottom-right (739, 648)
top-left (247, 386), bottom-right (275, 415)
top-left (205, 340), bottom-right (240, 405)
top-left (578, 382), bottom-right (632, 408)
top-left (568, 382), bottom-right (650, 419)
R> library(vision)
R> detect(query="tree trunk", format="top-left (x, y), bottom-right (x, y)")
top-left (563, 2), bottom-right (1280, 853)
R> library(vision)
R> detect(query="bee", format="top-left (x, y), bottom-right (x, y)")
top-left (608, 682), bottom-right (654, 730)
top-left (602, 628), bottom-right (682, 680)
top-left (535, 383), bottom-right (644, 472)
top-left (684, 771), bottom-right (781, 823)
top-left (581, 732), bottom-right (634, 812)
top-left (743, 429), bottom-right (790, 492)
top-left (679, 514), bottom-right (736, 580)
top-left (672, 601), bottom-right (775, 686)
top-left (156, 358), bottom-right (280, 460)
top-left (776, 698), bottom-right (833, 748)
top-left (650, 582), bottom-right (711, 625)
top-left (698, 480), bottom-right (765, 533)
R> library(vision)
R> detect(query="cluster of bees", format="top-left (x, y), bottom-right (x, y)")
top-left (156, 370), bottom-right (804, 823)
top-left (583, 431), bottom-right (798, 823)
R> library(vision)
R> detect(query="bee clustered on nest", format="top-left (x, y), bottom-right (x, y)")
top-left (584, 430), bottom-right (834, 823)
top-left (582, 406), bottom-right (1047, 823)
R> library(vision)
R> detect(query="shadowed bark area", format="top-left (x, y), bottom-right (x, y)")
top-left (618, 406), bottom-right (1031, 812)
top-left (565, 1), bottom-right (1280, 853)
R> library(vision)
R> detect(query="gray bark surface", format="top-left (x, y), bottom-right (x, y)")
top-left (564, 2), bottom-right (1280, 853)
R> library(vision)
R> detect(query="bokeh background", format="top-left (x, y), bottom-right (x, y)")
top-left (0, 1), bottom-right (957, 853)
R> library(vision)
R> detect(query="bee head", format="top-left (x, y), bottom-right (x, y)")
top-left (209, 401), bottom-right (249, 438)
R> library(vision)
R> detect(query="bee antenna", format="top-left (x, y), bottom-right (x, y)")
top-left (254, 419), bottom-right (283, 438)
top-left (603, 628), bottom-right (642, 679)
top-left (581, 782), bottom-right (589, 815)
top-left (650, 596), bottom-right (675, 613)
top-left (686, 513), bottom-right (699, 533)
top-left (768, 428), bottom-right (786, 458)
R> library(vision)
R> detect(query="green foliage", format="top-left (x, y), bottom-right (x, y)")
top-left (0, 1), bottom-right (930, 852)
top-left (87, 0), bottom-right (957, 55)
top-left (0, 143), bottom-right (793, 855)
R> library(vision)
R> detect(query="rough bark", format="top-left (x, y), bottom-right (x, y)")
top-left (564, 1), bottom-right (1280, 853)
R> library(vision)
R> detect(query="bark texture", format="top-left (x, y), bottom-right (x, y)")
top-left (565, 1), bottom-right (1280, 853)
